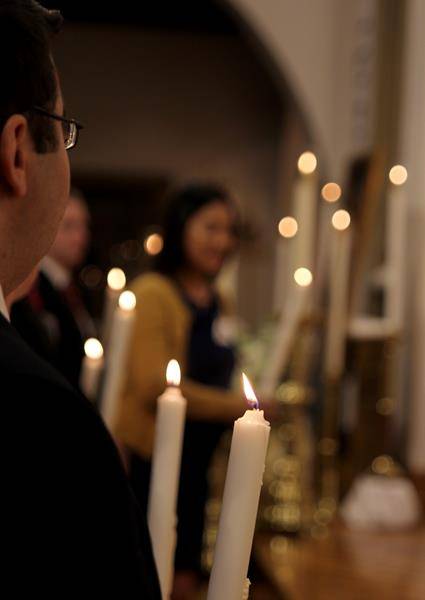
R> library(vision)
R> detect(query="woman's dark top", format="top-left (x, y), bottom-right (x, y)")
top-left (176, 292), bottom-right (235, 573)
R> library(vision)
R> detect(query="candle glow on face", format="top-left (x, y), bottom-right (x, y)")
top-left (389, 165), bottom-right (408, 186)
top-left (297, 151), bottom-right (317, 175)
top-left (294, 267), bottom-right (313, 287)
top-left (278, 216), bottom-right (298, 238)
top-left (242, 372), bottom-right (259, 409)
top-left (107, 267), bottom-right (126, 291)
top-left (166, 359), bottom-right (181, 386)
top-left (119, 290), bottom-right (136, 312)
top-left (84, 337), bottom-right (104, 360)
top-left (321, 182), bottom-right (341, 203)
top-left (332, 209), bottom-right (351, 231)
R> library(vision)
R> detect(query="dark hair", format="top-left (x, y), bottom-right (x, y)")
top-left (0, 1), bottom-right (63, 153)
top-left (155, 183), bottom-right (237, 276)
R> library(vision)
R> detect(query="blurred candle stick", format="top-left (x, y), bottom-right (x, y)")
top-left (273, 216), bottom-right (299, 312)
top-left (148, 360), bottom-right (187, 600)
top-left (293, 151), bottom-right (318, 272)
top-left (101, 267), bottom-right (126, 348)
top-left (100, 290), bottom-right (135, 430)
top-left (261, 267), bottom-right (313, 396)
top-left (207, 374), bottom-right (270, 600)
top-left (386, 165), bottom-right (408, 331)
top-left (325, 210), bottom-right (352, 379)
top-left (80, 337), bottom-right (104, 401)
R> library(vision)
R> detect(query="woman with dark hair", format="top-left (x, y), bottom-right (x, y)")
top-left (114, 183), bottom-right (245, 598)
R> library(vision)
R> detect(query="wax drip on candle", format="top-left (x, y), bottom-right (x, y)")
top-left (166, 359), bottom-right (181, 387)
top-left (242, 372), bottom-right (259, 410)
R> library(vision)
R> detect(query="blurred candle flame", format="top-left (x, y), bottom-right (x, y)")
top-left (107, 267), bottom-right (126, 291)
top-left (119, 290), bottom-right (136, 311)
top-left (242, 372), bottom-right (259, 409)
top-left (84, 337), bottom-right (104, 360)
top-left (166, 359), bottom-right (181, 386)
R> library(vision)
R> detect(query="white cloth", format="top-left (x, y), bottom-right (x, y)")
top-left (340, 473), bottom-right (422, 531)
top-left (41, 256), bottom-right (71, 290)
top-left (0, 284), bottom-right (10, 322)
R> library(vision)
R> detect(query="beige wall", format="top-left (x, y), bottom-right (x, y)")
top-left (225, 0), bottom-right (378, 181)
top-left (54, 26), bottom-right (282, 324)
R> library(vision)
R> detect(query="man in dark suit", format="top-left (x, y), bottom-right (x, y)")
top-left (12, 189), bottom-right (95, 389)
top-left (0, 1), bottom-right (160, 596)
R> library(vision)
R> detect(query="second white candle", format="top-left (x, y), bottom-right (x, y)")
top-left (148, 359), bottom-right (187, 600)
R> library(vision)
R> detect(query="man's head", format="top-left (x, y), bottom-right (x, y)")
top-left (0, 1), bottom-right (70, 296)
top-left (48, 189), bottom-right (91, 272)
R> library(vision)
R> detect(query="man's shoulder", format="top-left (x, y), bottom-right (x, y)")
top-left (0, 314), bottom-right (71, 388)
top-left (0, 315), bottom-right (95, 423)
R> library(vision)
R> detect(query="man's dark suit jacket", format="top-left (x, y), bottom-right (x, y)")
top-left (2, 313), bottom-right (161, 597)
top-left (12, 271), bottom-right (88, 389)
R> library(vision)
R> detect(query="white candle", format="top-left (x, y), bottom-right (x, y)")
top-left (148, 360), bottom-right (187, 600)
top-left (293, 151), bottom-right (318, 272)
top-left (385, 165), bottom-right (408, 331)
top-left (100, 290), bottom-right (135, 430)
top-left (260, 268), bottom-right (313, 397)
top-left (80, 337), bottom-right (104, 401)
top-left (101, 268), bottom-right (126, 348)
top-left (325, 210), bottom-right (352, 379)
top-left (207, 374), bottom-right (270, 600)
top-left (272, 216), bottom-right (298, 314)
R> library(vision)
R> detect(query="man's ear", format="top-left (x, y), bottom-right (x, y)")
top-left (0, 115), bottom-right (30, 197)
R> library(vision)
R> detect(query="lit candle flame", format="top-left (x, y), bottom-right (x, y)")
top-left (119, 290), bottom-right (136, 311)
top-left (297, 151), bottom-right (317, 175)
top-left (242, 372), bottom-right (259, 409)
top-left (107, 267), bottom-right (126, 291)
top-left (84, 337), bottom-right (104, 360)
top-left (278, 216), bottom-right (298, 239)
top-left (293, 267), bottom-right (313, 287)
top-left (321, 182), bottom-right (342, 203)
top-left (389, 165), bottom-right (407, 186)
top-left (331, 209), bottom-right (351, 231)
top-left (166, 359), bottom-right (181, 386)
top-left (144, 233), bottom-right (164, 256)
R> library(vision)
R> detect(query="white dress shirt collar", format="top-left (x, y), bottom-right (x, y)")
top-left (41, 256), bottom-right (71, 291)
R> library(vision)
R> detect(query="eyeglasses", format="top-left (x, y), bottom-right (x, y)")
top-left (32, 106), bottom-right (83, 151)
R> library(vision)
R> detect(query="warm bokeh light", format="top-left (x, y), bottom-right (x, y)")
top-left (107, 267), bottom-right (126, 291)
top-left (144, 233), bottom-right (164, 256)
top-left (119, 290), bottom-right (136, 312)
top-left (84, 337), bottom-right (104, 360)
top-left (331, 209), bottom-right (351, 231)
top-left (120, 239), bottom-right (141, 261)
top-left (297, 151), bottom-right (317, 175)
top-left (242, 372), bottom-right (259, 409)
top-left (80, 265), bottom-right (103, 290)
top-left (166, 359), bottom-right (181, 386)
top-left (278, 216), bottom-right (298, 238)
top-left (371, 454), bottom-right (394, 475)
top-left (294, 267), bottom-right (313, 287)
top-left (389, 165), bottom-right (408, 186)
top-left (321, 182), bottom-right (342, 203)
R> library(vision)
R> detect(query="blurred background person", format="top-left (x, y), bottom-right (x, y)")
top-left (114, 184), bottom-right (246, 599)
top-left (11, 187), bottom-right (95, 389)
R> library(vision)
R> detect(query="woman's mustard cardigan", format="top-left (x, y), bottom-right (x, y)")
top-left (113, 272), bottom-right (245, 459)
